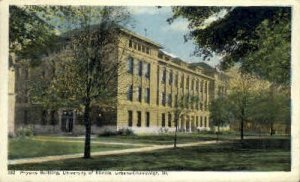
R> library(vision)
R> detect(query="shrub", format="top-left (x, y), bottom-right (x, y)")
top-left (158, 127), bottom-right (169, 133)
top-left (98, 128), bottom-right (135, 137)
top-left (117, 128), bottom-right (135, 136)
top-left (99, 129), bottom-right (118, 137)
top-left (16, 126), bottom-right (33, 138)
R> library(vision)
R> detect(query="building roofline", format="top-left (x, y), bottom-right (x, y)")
top-left (119, 28), bottom-right (163, 49)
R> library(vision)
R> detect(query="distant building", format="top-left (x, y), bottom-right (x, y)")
top-left (8, 27), bottom-right (228, 135)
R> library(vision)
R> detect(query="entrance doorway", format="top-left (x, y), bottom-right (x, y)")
top-left (61, 110), bottom-right (74, 132)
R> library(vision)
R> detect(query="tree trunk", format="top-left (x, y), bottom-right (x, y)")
top-left (174, 119), bottom-right (178, 148)
top-left (217, 123), bottom-right (220, 142)
top-left (270, 122), bottom-right (274, 136)
top-left (83, 102), bottom-right (91, 158)
top-left (240, 118), bottom-right (244, 140)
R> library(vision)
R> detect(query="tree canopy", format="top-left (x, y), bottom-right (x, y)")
top-left (169, 7), bottom-right (291, 85)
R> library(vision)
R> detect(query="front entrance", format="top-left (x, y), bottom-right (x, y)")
top-left (61, 110), bottom-right (74, 132)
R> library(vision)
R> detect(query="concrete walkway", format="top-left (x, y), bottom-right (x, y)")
top-left (8, 140), bottom-right (226, 165)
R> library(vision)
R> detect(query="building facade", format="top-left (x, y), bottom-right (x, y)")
top-left (9, 28), bottom-right (227, 135)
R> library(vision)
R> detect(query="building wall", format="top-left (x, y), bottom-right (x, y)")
top-left (11, 28), bottom-right (225, 135)
top-left (116, 32), bottom-right (215, 133)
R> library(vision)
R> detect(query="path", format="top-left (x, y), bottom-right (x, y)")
top-left (32, 138), bottom-right (149, 147)
top-left (8, 140), bottom-right (228, 165)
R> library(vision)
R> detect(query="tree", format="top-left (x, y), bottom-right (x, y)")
top-left (25, 6), bottom-right (131, 158)
top-left (9, 6), bottom-right (80, 64)
top-left (168, 7), bottom-right (291, 85)
top-left (226, 69), bottom-right (270, 140)
top-left (173, 94), bottom-right (200, 148)
top-left (209, 96), bottom-right (232, 141)
top-left (249, 85), bottom-right (290, 136)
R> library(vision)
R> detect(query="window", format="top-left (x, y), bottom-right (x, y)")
top-left (175, 94), bottom-right (178, 107)
top-left (200, 81), bottom-right (203, 92)
top-left (180, 75), bottom-right (184, 88)
top-left (129, 40), bottom-right (133, 48)
top-left (196, 116), bottom-right (199, 127)
top-left (137, 87), bottom-right (142, 102)
top-left (128, 111), bottom-right (133, 127)
top-left (146, 47), bottom-right (150, 54)
top-left (169, 71), bottom-right (173, 85)
top-left (161, 68), bottom-right (166, 83)
top-left (167, 94), bottom-right (172, 107)
top-left (142, 45), bottom-right (145, 52)
top-left (161, 92), bottom-right (166, 106)
top-left (138, 61), bottom-right (143, 76)
top-left (42, 70), bottom-right (46, 79)
top-left (134, 42), bottom-right (137, 49)
top-left (41, 110), bottom-right (47, 125)
top-left (168, 113), bottom-right (172, 127)
top-left (24, 67), bottom-right (29, 80)
top-left (200, 117), bottom-right (203, 127)
top-left (127, 57), bottom-right (134, 74)
top-left (204, 117), bottom-right (207, 127)
top-left (145, 63), bottom-right (150, 78)
top-left (50, 110), bottom-right (56, 125)
top-left (162, 113), bottom-right (166, 127)
top-left (146, 112), bottom-right (150, 127)
top-left (138, 44), bottom-right (141, 51)
top-left (175, 73), bottom-right (178, 86)
top-left (191, 79), bottom-right (194, 90)
top-left (186, 76), bottom-right (189, 89)
top-left (127, 85), bottom-right (133, 101)
top-left (196, 80), bottom-right (199, 91)
top-left (23, 110), bottom-right (28, 124)
top-left (145, 88), bottom-right (150, 104)
top-left (24, 89), bottom-right (29, 103)
top-left (137, 111), bottom-right (141, 127)
top-left (158, 52), bottom-right (163, 59)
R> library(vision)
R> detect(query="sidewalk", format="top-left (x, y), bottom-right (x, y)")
top-left (32, 138), bottom-right (149, 147)
top-left (8, 140), bottom-right (226, 165)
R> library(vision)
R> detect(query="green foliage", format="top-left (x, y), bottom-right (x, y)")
top-left (209, 96), bottom-right (232, 128)
top-left (98, 128), bottom-right (135, 137)
top-left (248, 85), bottom-right (290, 133)
top-left (169, 7), bottom-right (291, 85)
top-left (15, 126), bottom-right (34, 138)
top-left (9, 6), bottom-right (68, 62)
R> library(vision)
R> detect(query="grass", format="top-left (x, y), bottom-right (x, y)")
top-left (36, 132), bottom-right (242, 145)
top-left (9, 138), bottom-right (290, 171)
top-left (9, 137), bottom-right (139, 159)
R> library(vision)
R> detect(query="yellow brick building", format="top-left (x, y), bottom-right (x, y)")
top-left (9, 28), bottom-right (227, 135)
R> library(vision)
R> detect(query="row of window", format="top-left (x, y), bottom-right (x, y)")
top-left (160, 68), bottom-right (208, 93)
top-left (128, 111), bottom-right (150, 127)
top-left (127, 111), bottom-right (208, 128)
top-left (127, 85), bottom-right (150, 103)
top-left (127, 57), bottom-right (150, 78)
top-left (161, 113), bottom-right (208, 128)
top-left (129, 40), bottom-right (150, 55)
top-left (22, 110), bottom-right (57, 125)
top-left (159, 92), bottom-right (209, 110)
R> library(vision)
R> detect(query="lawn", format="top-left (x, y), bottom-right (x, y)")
top-left (35, 132), bottom-right (241, 145)
top-left (9, 138), bottom-right (140, 159)
top-left (9, 138), bottom-right (290, 171)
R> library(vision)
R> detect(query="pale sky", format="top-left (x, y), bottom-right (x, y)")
top-left (125, 6), bottom-right (222, 67)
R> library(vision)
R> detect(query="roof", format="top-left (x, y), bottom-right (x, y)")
top-left (189, 62), bottom-right (215, 71)
top-left (120, 28), bottom-right (163, 49)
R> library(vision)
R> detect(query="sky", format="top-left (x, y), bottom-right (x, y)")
top-left (125, 6), bottom-right (221, 68)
